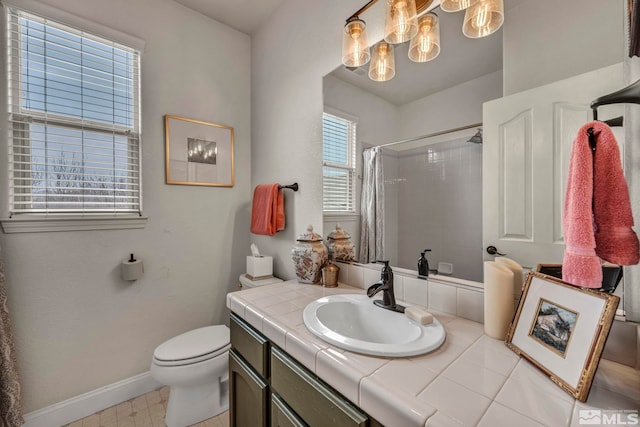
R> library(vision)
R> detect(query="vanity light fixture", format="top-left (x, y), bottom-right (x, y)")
top-left (462, 0), bottom-right (504, 38)
top-left (408, 12), bottom-right (440, 62)
top-left (368, 41), bottom-right (396, 81)
top-left (341, 0), bottom-right (504, 81)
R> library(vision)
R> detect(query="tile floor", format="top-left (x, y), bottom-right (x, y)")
top-left (64, 387), bottom-right (229, 427)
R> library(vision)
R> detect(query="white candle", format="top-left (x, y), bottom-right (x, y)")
top-left (495, 256), bottom-right (524, 299)
top-left (483, 261), bottom-right (515, 340)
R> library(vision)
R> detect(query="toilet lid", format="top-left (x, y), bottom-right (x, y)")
top-left (153, 325), bottom-right (230, 363)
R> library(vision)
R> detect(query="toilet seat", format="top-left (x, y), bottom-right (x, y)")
top-left (153, 325), bottom-right (230, 367)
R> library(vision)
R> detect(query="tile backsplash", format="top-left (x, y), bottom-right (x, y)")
top-left (335, 262), bottom-right (484, 323)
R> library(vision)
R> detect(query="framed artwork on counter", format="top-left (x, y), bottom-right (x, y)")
top-left (505, 271), bottom-right (619, 402)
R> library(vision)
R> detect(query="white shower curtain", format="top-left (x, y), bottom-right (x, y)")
top-left (359, 147), bottom-right (385, 263)
top-left (0, 247), bottom-right (23, 426)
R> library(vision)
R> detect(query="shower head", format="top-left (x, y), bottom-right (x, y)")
top-left (467, 129), bottom-right (483, 144)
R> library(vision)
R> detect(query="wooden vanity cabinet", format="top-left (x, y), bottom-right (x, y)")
top-left (230, 312), bottom-right (383, 427)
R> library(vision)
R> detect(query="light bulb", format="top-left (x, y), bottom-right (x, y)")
top-left (473, 4), bottom-right (491, 29)
top-left (342, 18), bottom-right (370, 67)
top-left (384, 0), bottom-right (418, 44)
top-left (441, 0), bottom-right (479, 12)
top-left (368, 41), bottom-right (395, 82)
top-left (395, 2), bottom-right (410, 35)
top-left (408, 13), bottom-right (440, 62)
top-left (463, 0), bottom-right (503, 38)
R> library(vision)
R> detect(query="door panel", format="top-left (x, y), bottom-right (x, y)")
top-left (483, 63), bottom-right (625, 269)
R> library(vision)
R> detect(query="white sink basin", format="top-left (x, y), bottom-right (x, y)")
top-left (303, 294), bottom-right (446, 357)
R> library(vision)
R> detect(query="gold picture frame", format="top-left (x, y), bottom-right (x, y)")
top-left (164, 115), bottom-right (234, 187)
top-left (505, 271), bottom-right (619, 402)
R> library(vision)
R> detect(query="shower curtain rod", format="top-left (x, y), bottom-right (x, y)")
top-left (366, 122), bottom-right (482, 150)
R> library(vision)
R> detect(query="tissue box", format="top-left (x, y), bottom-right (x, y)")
top-left (247, 256), bottom-right (273, 279)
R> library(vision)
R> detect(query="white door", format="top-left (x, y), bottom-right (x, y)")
top-left (483, 64), bottom-right (625, 269)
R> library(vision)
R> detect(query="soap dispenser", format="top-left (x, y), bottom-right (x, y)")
top-left (418, 249), bottom-right (431, 279)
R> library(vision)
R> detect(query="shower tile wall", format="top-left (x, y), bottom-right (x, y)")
top-left (384, 138), bottom-right (483, 282)
top-left (382, 151), bottom-right (400, 265)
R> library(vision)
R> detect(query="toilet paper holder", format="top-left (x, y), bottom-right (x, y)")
top-left (122, 253), bottom-right (144, 281)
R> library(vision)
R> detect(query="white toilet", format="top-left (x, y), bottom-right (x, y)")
top-left (150, 325), bottom-right (230, 427)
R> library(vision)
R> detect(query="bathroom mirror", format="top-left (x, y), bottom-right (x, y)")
top-left (323, 3), bottom-right (502, 282)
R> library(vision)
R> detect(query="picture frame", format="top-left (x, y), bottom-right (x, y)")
top-left (164, 115), bottom-right (234, 187)
top-left (505, 271), bottom-right (619, 402)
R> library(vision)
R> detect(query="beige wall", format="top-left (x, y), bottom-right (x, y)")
top-left (0, 0), bottom-right (251, 412)
top-left (250, 0), bottom-right (357, 279)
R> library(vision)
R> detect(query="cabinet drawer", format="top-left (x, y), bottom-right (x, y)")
top-left (271, 393), bottom-right (307, 427)
top-left (230, 312), bottom-right (269, 378)
top-left (271, 346), bottom-right (367, 427)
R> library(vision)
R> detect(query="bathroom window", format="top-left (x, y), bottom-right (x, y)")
top-left (322, 111), bottom-right (357, 213)
top-left (5, 7), bottom-right (142, 221)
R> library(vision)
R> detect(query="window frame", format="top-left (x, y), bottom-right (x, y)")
top-left (322, 108), bottom-right (358, 215)
top-left (1, 4), bottom-right (147, 233)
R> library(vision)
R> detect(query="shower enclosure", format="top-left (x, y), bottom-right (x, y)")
top-left (361, 127), bottom-right (484, 282)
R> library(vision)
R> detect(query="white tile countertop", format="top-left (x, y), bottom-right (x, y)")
top-left (226, 280), bottom-right (640, 427)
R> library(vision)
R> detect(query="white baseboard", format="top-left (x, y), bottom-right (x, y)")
top-left (23, 372), bottom-right (162, 427)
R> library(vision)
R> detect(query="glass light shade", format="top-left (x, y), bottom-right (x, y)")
top-left (342, 18), bottom-right (370, 67)
top-left (384, 0), bottom-right (419, 44)
top-left (368, 42), bottom-right (395, 82)
top-left (408, 13), bottom-right (440, 62)
top-left (463, 0), bottom-right (504, 38)
top-left (440, 0), bottom-right (479, 12)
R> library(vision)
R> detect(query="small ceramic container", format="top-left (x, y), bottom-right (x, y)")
top-left (291, 225), bottom-right (328, 284)
top-left (326, 224), bottom-right (356, 262)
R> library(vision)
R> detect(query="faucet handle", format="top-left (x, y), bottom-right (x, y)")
top-left (375, 260), bottom-right (390, 267)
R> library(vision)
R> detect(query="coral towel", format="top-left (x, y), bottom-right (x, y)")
top-left (251, 184), bottom-right (285, 236)
top-left (562, 121), bottom-right (639, 288)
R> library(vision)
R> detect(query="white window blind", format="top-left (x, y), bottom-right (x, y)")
top-left (6, 6), bottom-right (142, 215)
top-left (323, 112), bottom-right (356, 212)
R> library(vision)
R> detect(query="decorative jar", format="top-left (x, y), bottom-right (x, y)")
top-left (291, 225), bottom-right (328, 284)
top-left (322, 261), bottom-right (340, 288)
top-left (326, 224), bottom-right (356, 262)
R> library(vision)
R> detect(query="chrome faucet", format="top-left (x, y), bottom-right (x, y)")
top-left (367, 260), bottom-right (405, 313)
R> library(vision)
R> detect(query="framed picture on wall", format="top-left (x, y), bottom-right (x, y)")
top-left (505, 271), bottom-right (619, 402)
top-left (164, 115), bottom-right (234, 187)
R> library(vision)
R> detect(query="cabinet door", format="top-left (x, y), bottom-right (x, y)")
top-left (483, 64), bottom-right (625, 268)
top-left (230, 349), bottom-right (268, 427)
top-left (271, 393), bottom-right (307, 427)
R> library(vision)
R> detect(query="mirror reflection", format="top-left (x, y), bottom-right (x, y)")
top-left (323, 2), bottom-right (503, 282)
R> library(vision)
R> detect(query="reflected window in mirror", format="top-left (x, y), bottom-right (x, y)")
top-left (322, 110), bottom-right (357, 213)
